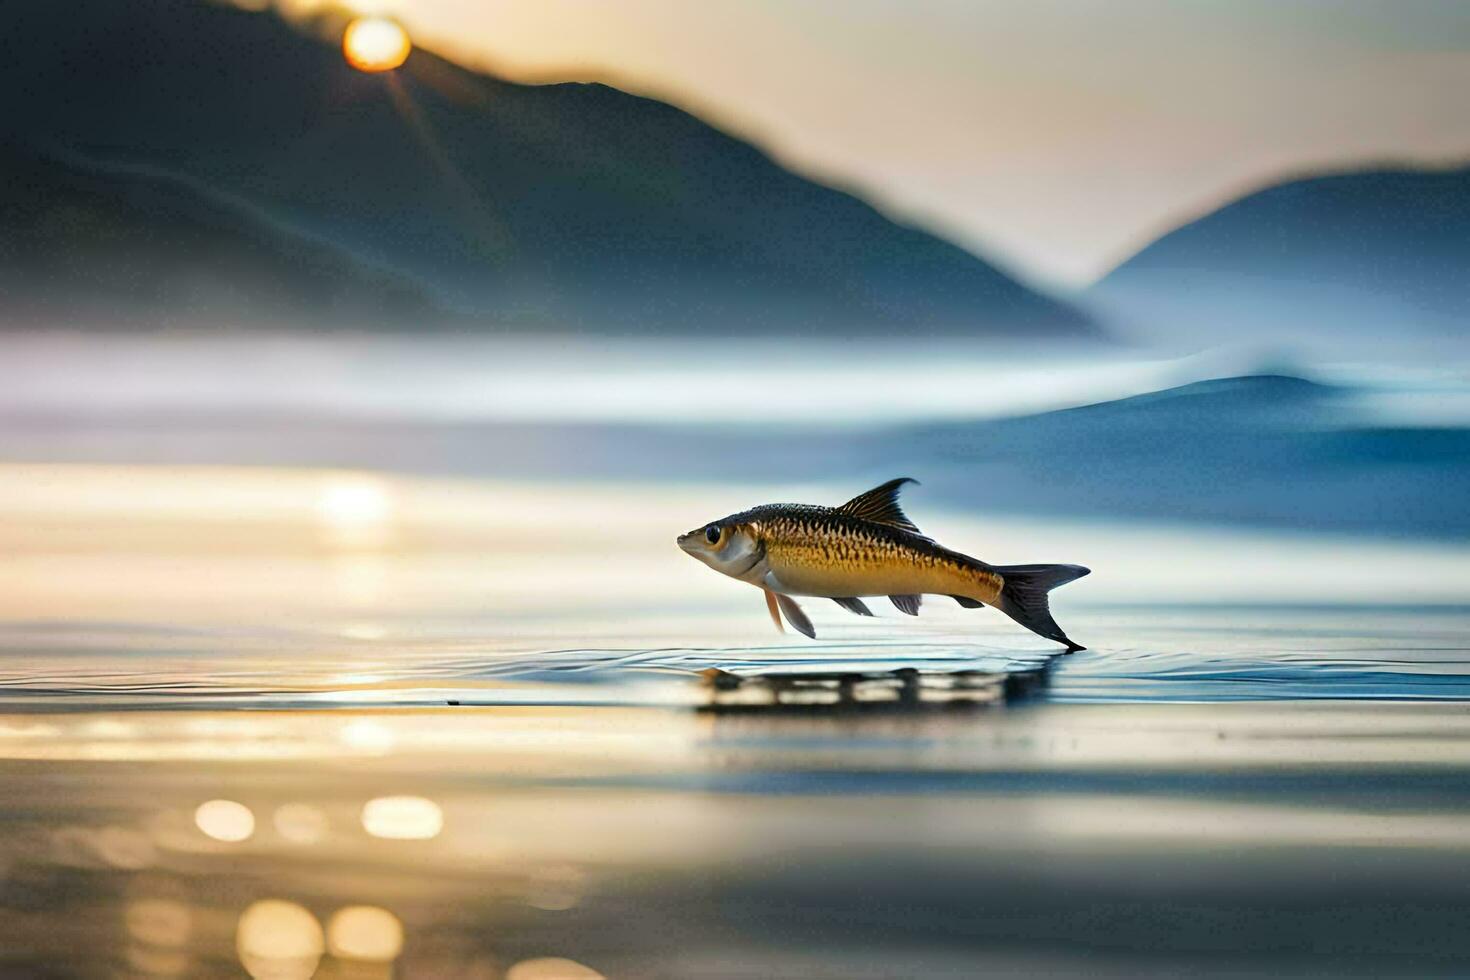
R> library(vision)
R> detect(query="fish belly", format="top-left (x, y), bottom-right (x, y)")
top-left (766, 559), bottom-right (972, 600)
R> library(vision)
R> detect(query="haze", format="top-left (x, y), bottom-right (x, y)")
top-left (399, 0), bottom-right (1470, 286)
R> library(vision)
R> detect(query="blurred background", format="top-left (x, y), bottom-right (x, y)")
top-left (4, 0), bottom-right (1467, 543)
top-left (2, 1), bottom-right (1470, 977)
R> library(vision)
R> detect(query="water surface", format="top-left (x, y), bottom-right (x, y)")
top-left (3, 339), bottom-right (1470, 976)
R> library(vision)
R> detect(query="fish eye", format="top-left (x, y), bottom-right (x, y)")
top-left (704, 524), bottom-right (722, 545)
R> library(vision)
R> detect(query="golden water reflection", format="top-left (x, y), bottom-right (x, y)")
top-left (327, 905), bottom-right (404, 962)
top-left (361, 795), bottom-right (443, 840)
top-left (5, 700), bottom-right (1470, 976)
top-left (194, 799), bottom-right (255, 842)
top-left (506, 957), bottom-right (607, 980)
top-left (315, 475), bottom-right (395, 550)
top-left (237, 899), bottom-right (325, 980)
top-left (338, 718), bottom-right (397, 753)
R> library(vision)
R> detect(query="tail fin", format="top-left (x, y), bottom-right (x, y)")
top-left (993, 564), bottom-right (1090, 651)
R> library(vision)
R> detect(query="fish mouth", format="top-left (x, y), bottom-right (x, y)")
top-left (675, 532), bottom-right (699, 554)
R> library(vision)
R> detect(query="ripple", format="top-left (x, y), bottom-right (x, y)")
top-left (0, 607), bottom-right (1465, 707)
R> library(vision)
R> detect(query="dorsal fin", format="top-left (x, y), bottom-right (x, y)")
top-left (836, 477), bottom-right (923, 534)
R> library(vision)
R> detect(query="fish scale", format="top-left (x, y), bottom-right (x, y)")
top-left (677, 478), bottom-right (1089, 650)
top-left (739, 505), bottom-right (1003, 603)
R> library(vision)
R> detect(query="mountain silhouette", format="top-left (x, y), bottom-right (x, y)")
top-left (1089, 165), bottom-right (1470, 346)
top-left (3, 0), bottom-right (1095, 338)
top-left (0, 142), bottom-right (433, 327)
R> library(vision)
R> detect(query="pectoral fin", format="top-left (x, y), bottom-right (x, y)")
top-left (776, 594), bottom-right (816, 639)
top-left (763, 588), bottom-right (785, 633)
top-left (889, 594), bottom-right (922, 616)
top-left (832, 597), bottom-right (874, 617)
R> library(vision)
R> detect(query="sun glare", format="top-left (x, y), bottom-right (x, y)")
top-left (343, 17), bottom-right (411, 73)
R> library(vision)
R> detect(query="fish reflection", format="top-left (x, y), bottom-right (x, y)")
top-left (361, 795), bottom-right (442, 840)
top-left (194, 799), bottom-right (255, 842)
top-left (699, 665), bottom-right (1050, 712)
top-left (237, 899), bottom-right (324, 980)
top-left (327, 905), bottom-right (404, 961)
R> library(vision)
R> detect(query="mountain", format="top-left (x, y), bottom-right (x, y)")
top-left (886, 374), bottom-right (1470, 538)
top-left (1088, 166), bottom-right (1470, 346)
top-left (0, 142), bottom-right (434, 327)
top-left (11, 371), bottom-right (1465, 539)
top-left (1, 0), bottom-right (1096, 338)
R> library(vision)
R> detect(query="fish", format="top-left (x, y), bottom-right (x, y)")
top-left (676, 478), bottom-right (1090, 650)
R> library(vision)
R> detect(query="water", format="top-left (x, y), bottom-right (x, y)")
top-left (6, 697), bottom-right (1470, 977)
top-left (3, 335), bottom-right (1470, 976)
top-left (0, 463), bottom-right (1465, 709)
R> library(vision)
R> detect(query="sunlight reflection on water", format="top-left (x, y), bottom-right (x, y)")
top-left (2, 701), bottom-right (1470, 975)
top-left (1, 342), bottom-right (1469, 975)
top-left (0, 464), bottom-right (1465, 710)
top-left (506, 958), bottom-right (607, 980)
top-left (194, 800), bottom-right (255, 842)
top-left (236, 900), bottom-right (324, 980)
top-left (315, 474), bottom-right (396, 550)
top-left (327, 905), bottom-right (404, 962)
top-left (361, 796), bottom-right (444, 840)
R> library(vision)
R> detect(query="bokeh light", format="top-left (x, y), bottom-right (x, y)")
top-left (339, 718), bottom-right (397, 753)
top-left (343, 17), bottom-right (412, 73)
top-left (327, 905), bottom-right (405, 961)
top-left (194, 799), bottom-right (255, 842)
top-left (361, 795), bottom-right (443, 840)
top-left (237, 900), bottom-right (324, 980)
top-left (506, 958), bottom-right (607, 980)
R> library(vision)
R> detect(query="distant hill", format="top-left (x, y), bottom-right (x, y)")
top-left (0, 143), bottom-right (434, 327)
top-left (1, 0), bottom-right (1096, 338)
top-left (11, 371), bottom-right (1465, 538)
top-left (886, 374), bottom-right (1470, 538)
top-left (1089, 166), bottom-right (1470, 346)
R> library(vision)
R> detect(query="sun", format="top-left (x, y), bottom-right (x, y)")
top-left (343, 17), bottom-right (411, 73)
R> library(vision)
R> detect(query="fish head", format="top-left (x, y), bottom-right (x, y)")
top-left (677, 518), bottom-right (762, 581)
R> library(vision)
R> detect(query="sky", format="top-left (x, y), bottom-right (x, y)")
top-left (383, 0), bottom-right (1470, 288)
